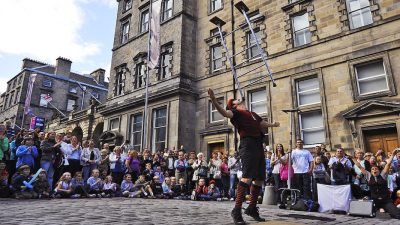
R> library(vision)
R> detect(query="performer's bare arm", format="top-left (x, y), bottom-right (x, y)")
top-left (260, 120), bottom-right (280, 133)
top-left (208, 88), bottom-right (233, 118)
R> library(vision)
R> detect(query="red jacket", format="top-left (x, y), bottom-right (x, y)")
top-left (195, 185), bottom-right (208, 195)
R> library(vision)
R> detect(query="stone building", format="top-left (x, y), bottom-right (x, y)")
top-left (104, 0), bottom-right (400, 157)
top-left (0, 57), bottom-right (109, 132)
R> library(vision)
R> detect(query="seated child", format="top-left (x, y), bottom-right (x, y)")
top-left (193, 178), bottom-right (209, 201)
top-left (154, 166), bottom-right (165, 184)
top-left (12, 165), bottom-right (37, 199)
top-left (173, 177), bottom-right (190, 200)
top-left (142, 163), bottom-right (154, 182)
top-left (33, 170), bottom-right (50, 198)
top-left (150, 176), bottom-right (164, 198)
top-left (208, 180), bottom-right (221, 201)
top-left (121, 174), bottom-right (143, 198)
top-left (0, 161), bottom-right (11, 198)
top-left (71, 171), bottom-right (88, 198)
top-left (54, 172), bottom-right (73, 198)
top-left (87, 169), bottom-right (103, 198)
top-left (103, 175), bottom-right (117, 197)
top-left (162, 177), bottom-right (174, 199)
top-left (135, 174), bottom-right (155, 198)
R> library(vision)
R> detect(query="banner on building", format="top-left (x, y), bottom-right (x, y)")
top-left (148, 0), bottom-right (162, 69)
top-left (23, 73), bottom-right (37, 115)
top-left (29, 116), bottom-right (45, 131)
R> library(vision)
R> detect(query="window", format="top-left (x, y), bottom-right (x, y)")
top-left (162, 0), bottom-right (173, 21)
top-left (210, 0), bottom-right (222, 13)
top-left (39, 93), bottom-right (49, 107)
top-left (210, 28), bottom-right (219, 37)
top-left (300, 111), bottom-right (325, 145)
top-left (296, 77), bottom-right (320, 106)
top-left (152, 107), bottom-right (167, 152)
top-left (14, 88), bottom-right (20, 104)
top-left (114, 69), bottom-right (124, 96)
top-left (121, 21), bottom-right (130, 44)
top-left (130, 113), bottom-right (143, 150)
top-left (92, 92), bottom-right (99, 99)
top-left (12, 79), bottom-right (16, 88)
top-left (249, 89), bottom-right (267, 114)
top-left (355, 60), bottom-right (389, 95)
top-left (109, 118), bottom-right (120, 131)
top-left (159, 50), bottom-right (172, 80)
top-left (69, 86), bottom-right (78, 94)
top-left (346, 0), bottom-right (373, 29)
top-left (3, 96), bottom-right (8, 109)
top-left (247, 29), bottom-right (261, 59)
top-left (42, 79), bottom-right (52, 88)
top-left (66, 99), bottom-right (76, 112)
top-left (135, 62), bottom-right (146, 89)
top-left (292, 13), bottom-right (311, 47)
top-left (211, 45), bottom-right (223, 72)
top-left (8, 92), bottom-right (14, 107)
top-left (140, 9), bottom-right (149, 33)
top-left (124, 0), bottom-right (132, 11)
top-left (210, 98), bottom-right (224, 123)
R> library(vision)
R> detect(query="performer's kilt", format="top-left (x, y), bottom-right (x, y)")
top-left (239, 136), bottom-right (265, 181)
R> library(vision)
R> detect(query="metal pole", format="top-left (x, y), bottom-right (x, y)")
top-left (47, 100), bottom-right (67, 118)
top-left (287, 111), bottom-right (293, 189)
top-left (230, 0), bottom-right (238, 157)
top-left (143, 0), bottom-right (153, 151)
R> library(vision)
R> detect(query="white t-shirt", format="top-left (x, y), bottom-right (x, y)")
top-left (291, 149), bottom-right (314, 174)
top-left (272, 154), bottom-right (288, 174)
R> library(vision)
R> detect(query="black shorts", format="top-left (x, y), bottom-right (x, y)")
top-left (239, 137), bottom-right (265, 181)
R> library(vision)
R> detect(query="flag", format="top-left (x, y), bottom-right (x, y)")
top-left (148, 0), bottom-right (162, 69)
top-left (24, 73), bottom-right (37, 115)
top-left (43, 94), bottom-right (53, 103)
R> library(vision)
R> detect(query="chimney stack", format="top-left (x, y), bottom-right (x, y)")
top-left (91, 68), bottom-right (105, 85)
top-left (55, 57), bottom-right (72, 77)
top-left (21, 58), bottom-right (46, 70)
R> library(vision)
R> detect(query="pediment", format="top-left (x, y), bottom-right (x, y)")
top-left (342, 100), bottom-right (400, 119)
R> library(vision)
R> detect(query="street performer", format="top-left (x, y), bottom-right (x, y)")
top-left (208, 88), bottom-right (280, 224)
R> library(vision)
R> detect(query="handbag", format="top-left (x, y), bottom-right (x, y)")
top-left (280, 163), bottom-right (294, 181)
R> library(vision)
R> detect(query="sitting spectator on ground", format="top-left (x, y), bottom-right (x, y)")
top-left (154, 165), bottom-right (165, 184)
top-left (328, 148), bottom-right (352, 185)
top-left (194, 178), bottom-right (209, 201)
top-left (71, 171), bottom-right (88, 198)
top-left (354, 148), bottom-right (400, 219)
top-left (142, 162), bottom-right (154, 182)
top-left (16, 135), bottom-right (38, 170)
top-left (0, 161), bottom-right (11, 198)
top-left (173, 177), bottom-right (190, 200)
top-left (12, 165), bottom-right (37, 199)
top-left (135, 174), bottom-right (155, 198)
top-left (87, 169), bottom-right (103, 198)
top-left (121, 173), bottom-right (135, 197)
top-left (33, 170), bottom-right (50, 199)
top-left (208, 180), bottom-right (222, 201)
top-left (162, 177), bottom-right (174, 199)
top-left (171, 176), bottom-right (177, 187)
top-left (103, 175), bottom-right (117, 197)
top-left (54, 172), bottom-right (73, 198)
top-left (150, 176), bottom-right (164, 198)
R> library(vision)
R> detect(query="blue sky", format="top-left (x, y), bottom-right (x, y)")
top-left (0, 0), bottom-right (118, 93)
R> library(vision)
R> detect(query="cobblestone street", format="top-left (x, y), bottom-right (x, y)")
top-left (0, 198), bottom-right (397, 225)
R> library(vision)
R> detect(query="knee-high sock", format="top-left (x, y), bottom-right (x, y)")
top-left (235, 181), bottom-right (249, 209)
top-left (249, 184), bottom-right (262, 207)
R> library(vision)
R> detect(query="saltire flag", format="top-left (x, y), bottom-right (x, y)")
top-left (23, 73), bottom-right (37, 115)
top-left (43, 94), bottom-right (53, 103)
top-left (148, 0), bottom-right (162, 69)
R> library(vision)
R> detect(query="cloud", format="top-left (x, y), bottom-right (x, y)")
top-left (0, 77), bottom-right (8, 95)
top-left (0, 0), bottom-right (101, 63)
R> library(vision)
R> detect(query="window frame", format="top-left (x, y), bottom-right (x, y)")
top-left (209, 97), bottom-right (225, 123)
top-left (124, 0), bottom-right (132, 12)
top-left (39, 93), bottom-right (50, 107)
top-left (209, 0), bottom-right (222, 13)
top-left (66, 99), bottom-right (77, 112)
top-left (296, 77), bottom-right (321, 107)
top-left (109, 118), bottom-right (120, 131)
top-left (159, 50), bottom-right (172, 80)
top-left (130, 113), bottom-right (143, 151)
top-left (346, 0), bottom-right (373, 30)
top-left (161, 0), bottom-right (173, 21)
top-left (246, 28), bottom-right (262, 60)
top-left (291, 12), bottom-right (311, 47)
top-left (152, 107), bottom-right (167, 152)
top-left (248, 89), bottom-right (268, 115)
top-left (299, 110), bottom-right (325, 146)
top-left (135, 62), bottom-right (146, 89)
top-left (210, 44), bottom-right (223, 72)
top-left (115, 69), bottom-right (124, 96)
top-left (355, 60), bottom-right (389, 96)
top-left (69, 86), bottom-right (78, 94)
top-left (140, 9), bottom-right (150, 33)
top-left (42, 79), bottom-right (52, 88)
top-left (121, 20), bottom-right (130, 44)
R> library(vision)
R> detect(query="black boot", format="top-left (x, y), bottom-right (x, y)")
top-left (231, 208), bottom-right (246, 224)
top-left (244, 206), bottom-right (265, 222)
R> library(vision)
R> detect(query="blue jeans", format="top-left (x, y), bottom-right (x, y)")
top-left (40, 160), bottom-right (54, 190)
top-left (229, 173), bottom-right (238, 198)
top-left (82, 164), bottom-right (98, 183)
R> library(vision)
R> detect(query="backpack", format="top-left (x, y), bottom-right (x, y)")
top-left (332, 160), bottom-right (348, 184)
top-left (198, 166), bottom-right (208, 178)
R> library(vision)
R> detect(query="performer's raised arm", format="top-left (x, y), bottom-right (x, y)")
top-left (260, 120), bottom-right (280, 132)
top-left (208, 88), bottom-right (233, 118)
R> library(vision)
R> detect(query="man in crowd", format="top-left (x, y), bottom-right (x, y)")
top-left (328, 148), bottom-right (352, 185)
top-left (291, 139), bottom-right (313, 200)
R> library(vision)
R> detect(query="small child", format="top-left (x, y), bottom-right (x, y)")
top-left (12, 165), bottom-right (37, 199)
top-left (87, 169), bottom-right (104, 198)
top-left (154, 166), bottom-right (165, 184)
top-left (0, 161), bottom-right (11, 198)
top-left (313, 156), bottom-right (327, 184)
top-left (162, 177), bottom-right (174, 199)
top-left (103, 175), bottom-right (117, 197)
top-left (71, 171), bottom-right (88, 198)
top-left (173, 177), bottom-right (190, 200)
top-left (142, 163), bottom-right (154, 182)
top-left (150, 176), bottom-right (164, 198)
top-left (208, 180), bottom-right (221, 201)
top-left (170, 177), bottom-right (177, 187)
top-left (193, 178), bottom-right (209, 201)
top-left (121, 174), bottom-right (142, 198)
top-left (54, 172), bottom-right (73, 198)
top-left (33, 170), bottom-right (50, 199)
top-left (265, 151), bottom-right (273, 182)
top-left (135, 174), bottom-right (155, 198)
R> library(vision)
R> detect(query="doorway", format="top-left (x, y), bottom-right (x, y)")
top-left (364, 126), bottom-right (399, 155)
top-left (208, 141), bottom-right (225, 158)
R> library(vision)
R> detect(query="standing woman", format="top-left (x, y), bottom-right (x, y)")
top-left (109, 146), bottom-right (125, 185)
top-left (192, 153), bottom-right (209, 186)
top-left (80, 140), bottom-right (101, 182)
top-left (271, 144), bottom-right (288, 205)
top-left (66, 136), bottom-right (82, 176)
top-left (40, 131), bottom-right (58, 190)
top-left (125, 150), bottom-right (141, 183)
top-left (209, 152), bottom-right (222, 189)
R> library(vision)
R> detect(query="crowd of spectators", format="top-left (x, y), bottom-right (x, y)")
top-left (1, 124), bottom-right (400, 219)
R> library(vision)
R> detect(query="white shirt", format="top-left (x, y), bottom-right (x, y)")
top-left (291, 148), bottom-right (313, 174)
top-left (272, 154), bottom-right (288, 174)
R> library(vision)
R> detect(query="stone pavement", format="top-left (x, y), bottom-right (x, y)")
top-left (0, 198), bottom-right (398, 225)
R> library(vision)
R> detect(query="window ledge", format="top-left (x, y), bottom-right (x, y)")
top-left (208, 7), bottom-right (223, 16)
top-left (355, 91), bottom-right (394, 102)
top-left (282, 0), bottom-right (312, 12)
